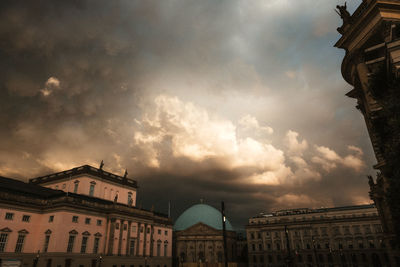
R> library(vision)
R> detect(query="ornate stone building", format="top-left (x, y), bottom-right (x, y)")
top-left (0, 165), bottom-right (172, 267)
top-left (173, 203), bottom-right (237, 267)
top-left (246, 204), bottom-right (398, 267)
top-left (334, 0), bottom-right (400, 249)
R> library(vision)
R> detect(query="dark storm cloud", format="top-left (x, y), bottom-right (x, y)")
top-left (0, 0), bottom-right (374, 228)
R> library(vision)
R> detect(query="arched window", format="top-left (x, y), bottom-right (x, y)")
top-left (128, 192), bottom-right (133, 205)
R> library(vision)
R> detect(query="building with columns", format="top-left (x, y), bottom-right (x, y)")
top-left (0, 164), bottom-right (173, 267)
top-left (334, 0), bottom-right (400, 250)
top-left (172, 203), bottom-right (237, 267)
top-left (246, 204), bottom-right (399, 267)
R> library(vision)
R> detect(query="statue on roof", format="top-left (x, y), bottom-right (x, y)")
top-left (99, 160), bottom-right (104, 170)
top-left (123, 169), bottom-right (128, 179)
top-left (335, 2), bottom-right (351, 24)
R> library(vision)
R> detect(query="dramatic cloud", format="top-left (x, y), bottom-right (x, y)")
top-left (0, 0), bottom-right (374, 228)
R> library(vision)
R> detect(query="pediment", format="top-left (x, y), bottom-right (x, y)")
top-left (94, 232), bottom-right (102, 237)
top-left (0, 227), bottom-right (12, 232)
top-left (18, 229), bottom-right (29, 234)
top-left (82, 231), bottom-right (91, 236)
top-left (180, 222), bottom-right (220, 235)
top-left (69, 229), bottom-right (78, 235)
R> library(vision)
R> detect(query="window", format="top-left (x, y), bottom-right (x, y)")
top-left (276, 243), bottom-right (280, 251)
top-left (5, 213), bottom-right (14, 220)
top-left (15, 234), bottom-right (26, 252)
top-left (116, 223), bottom-right (120, 230)
top-left (80, 236), bottom-right (88, 253)
top-left (0, 233), bottom-right (8, 252)
top-left (128, 192), bottom-right (133, 205)
top-left (49, 215), bottom-right (54, 222)
top-left (147, 227), bottom-right (150, 234)
top-left (157, 242), bottom-right (161, 256)
top-left (93, 237), bottom-right (100, 254)
top-left (67, 235), bottom-right (76, 252)
top-left (164, 242), bottom-right (168, 257)
top-left (72, 216), bottom-right (78, 223)
top-left (132, 225), bottom-right (137, 233)
top-left (358, 240), bottom-right (364, 249)
top-left (22, 215), bottom-right (30, 222)
top-left (259, 244), bottom-right (262, 250)
top-left (85, 218), bottom-right (91, 225)
top-left (62, 184), bottom-right (66, 189)
top-left (73, 181), bottom-right (79, 193)
top-left (165, 230), bottom-right (168, 235)
top-left (124, 224), bottom-right (127, 231)
top-left (43, 235), bottom-right (50, 252)
top-left (369, 239), bottom-right (375, 248)
top-left (129, 239), bottom-right (135, 255)
top-left (158, 229), bottom-right (161, 234)
top-left (343, 226), bottom-right (351, 235)
top-left (89, 183), bottom-right (95, 196)
top-left (97, 220), bottom-right (102, 226)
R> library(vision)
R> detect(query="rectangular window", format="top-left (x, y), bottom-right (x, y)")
top-left (164, 230), bottom-right (168, 235)
top-left (43, 235), bottom-right (50, 252)
top-left (124, 224), bottom-right (127, 230)
top-left (146, 228), bottom-right (150, 234)
top-left (49, 215), bottom-right (54, 222)
top-left (5, 213), bottom-right (14, 220)
top-left (93, 237), bottom-right (100, 254)
top-left (0, 233), bottom-right (8, 252)
top-left (164, 243), bottom-right (168, 257)
top-left (15, 234), bottom-right (26, 252)
top-left (157, 243), bottom-right (161, 256)
top-left (132, 225), bottom-right (137, 233)
top-left (22, 215), bottom-right (30, 222)
top-left (97, 220), bottom-right (102, 226)
top-left (67, 235), bottom-right (76, 252)
top-left (140, 226), bottom-right (143, 233)
top-left (72, 216), bottom-right (78, 223)
top-left (158, 229), bottom-right (161, 235)
top-left (116, 223), bottom-right (120, 230)
top-left (74, 182), bottom-right (79, 193)
top-left (129, 240), bottom-right (135, 255)
top-left (85, 218), bottom-right (91, 225)
top-left (89, 184), bottom-right (95, 196)
top-left (81, 236), bottom-right (88, 253)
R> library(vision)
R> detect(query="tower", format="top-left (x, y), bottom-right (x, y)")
top-left (334, 0), bottom-right (400, 250)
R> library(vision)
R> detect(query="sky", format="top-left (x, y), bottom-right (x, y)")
top-left (0, 0), bottom-right (375, 230)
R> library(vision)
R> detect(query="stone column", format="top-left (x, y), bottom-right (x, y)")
top-left (143, 223), bottom-right (148, 256)
top-left (150, 225), bottom-right (154, 256)
top-left (118, 219), bottom-right (125, 255)
top-left (107, 218), bottom-right (116, 255)
top-left (126, 221), bottom-right (132, 256)
top-left (136, 223), bottom-right (141, 256)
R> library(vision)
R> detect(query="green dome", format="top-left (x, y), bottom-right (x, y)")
top-left (174, 203), bottom-right (234, 231)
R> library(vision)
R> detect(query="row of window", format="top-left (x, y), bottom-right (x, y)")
top-left (53, 181), bottom-right (135, 205)
top-left (0, 233), bottom-right (26, 253)
top-left (249, 224), bottom-right (382, 240)
top-left (71, 216), bottom-right (102, 226)
top-left (250, 238), bottom-right (383, 252)
top-left (3, 213), bottom-right (31, 222)
top-left (66, 235), bottom-right (101, 254)
top-left (249, 212), bottom-right (379, 224)
top-left (251, 252), bottom-right (391, 265)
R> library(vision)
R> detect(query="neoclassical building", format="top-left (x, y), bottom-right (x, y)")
top-left (0, 164), bottom-right (173, 267)
top-left (246, 204), bottom-right (398, 267)
top-left (172, 203), bottom-right (237, 267)
top-left (334, 0), bottom-right (400, 249)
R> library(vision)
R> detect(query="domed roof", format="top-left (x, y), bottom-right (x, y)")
top-left (174, 203), bottom-right (234, 231)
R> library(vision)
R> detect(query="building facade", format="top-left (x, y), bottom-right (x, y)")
top-left (334, 0), bottom-right (400, 248)
top-left (247, 204), bottom-right (399, 267)
top-left (173, 203), bottom-right (237, 267)
top-left (0, 165), bottom-right (173, 267)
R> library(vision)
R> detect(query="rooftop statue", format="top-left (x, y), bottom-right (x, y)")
top-left (335, 2), bottom-right (352, 34)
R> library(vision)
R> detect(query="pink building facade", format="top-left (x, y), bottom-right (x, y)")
top-left (0, 165), bottom-right (173, 267)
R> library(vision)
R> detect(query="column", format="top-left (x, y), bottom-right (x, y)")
top-left (107, 218), bottom-right (116, 255)
top-left (136, 223), bottom-right (141, 256)
top-left (143, 223), bottom-right (148, 256)
top-left (150, 225), bottom-right (154, 256)
top-left (126, 221), bottom-right (132, 256)
top-left (118, 219), bottom-right (125, 255)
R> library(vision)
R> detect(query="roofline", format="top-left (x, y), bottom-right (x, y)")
top-left (252, 204), bottom-right (376, 218)
top-left (29, 165), bottom-right (138, 189)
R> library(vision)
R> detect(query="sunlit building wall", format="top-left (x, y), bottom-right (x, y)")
top-left (0, 165), bottom-right (173, 267)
